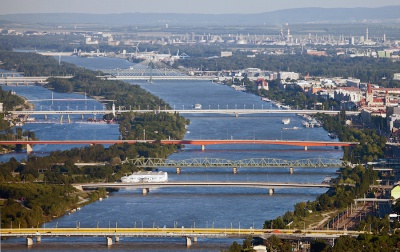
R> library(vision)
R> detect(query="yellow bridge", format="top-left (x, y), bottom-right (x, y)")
top-left (2, 227), bottom-right (365, 247)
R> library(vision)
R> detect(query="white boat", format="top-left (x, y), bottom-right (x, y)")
top-left (282, 126), bottom-right (299, 130)
top-left (282, 118), bottom-right (290, 124)
top-left (120, 171), bottom-right (168, 183)
top-left (261, 97), bottom-right (271, 102)
top-left (194, 103), bottom-right (202, 109)
top-left (322, 176), bottom-right (332, 184)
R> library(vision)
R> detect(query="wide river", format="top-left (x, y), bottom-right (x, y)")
top-left (1, 56), bottom-right (342, 251)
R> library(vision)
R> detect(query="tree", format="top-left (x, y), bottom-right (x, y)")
top-left (226, 241), bottom-right (242, 252)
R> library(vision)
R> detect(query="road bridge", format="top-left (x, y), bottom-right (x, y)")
top-left (9, 108), bottom-right (361, 116)
top-left (103, 75), bottom-right (218, 81)
top-left (1, 227), bottom-right (364, 247)
top-left (76, 181), bottom-right (334, 195)
top-left (129, 157), bottom-right (346, 174)
top-left (0, 139), bottom-right (359, 153)
top-left (0, 72), bottom-right (24, 77)
top-left (0, 76), bottom-right (72, 85)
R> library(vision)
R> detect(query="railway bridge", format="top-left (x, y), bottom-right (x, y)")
top-left (128, 157), bottom-right (347, 174)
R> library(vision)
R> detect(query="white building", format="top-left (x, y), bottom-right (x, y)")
top-left (279, 71), bottom-right (300, 81)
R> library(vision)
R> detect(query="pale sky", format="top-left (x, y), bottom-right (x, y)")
top-left (1, 0), bottom-right (400, 15)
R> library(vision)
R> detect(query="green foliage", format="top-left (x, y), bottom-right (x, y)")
top-left (310, 239), bottom-right (330, 252)
top-left (0, 50), bottom-right (86, 76)
top-left (316, 113), bottom-right (386, 163)
top-left (0, 183), bottom-right (79, 228)
top-left (119, 112), bottom-right (187, 141)
top-left (176, 54), bottom-right (400, 85)
top-left (224, 241), bottom-right (242, 252)
top-left (330, 232), bottom-right (400, 252)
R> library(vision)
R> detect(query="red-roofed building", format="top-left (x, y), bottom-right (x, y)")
top-left (255, 78), bottom-right (269, 90)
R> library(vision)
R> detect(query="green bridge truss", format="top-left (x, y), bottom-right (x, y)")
top-left (128, 158), bottom-right (347, 168)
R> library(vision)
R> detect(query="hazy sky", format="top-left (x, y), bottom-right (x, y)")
top-left (2, 0), bottom-right (400, 15)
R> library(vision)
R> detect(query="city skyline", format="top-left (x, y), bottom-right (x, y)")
top-left (1, 0), bottom-right (400, 15)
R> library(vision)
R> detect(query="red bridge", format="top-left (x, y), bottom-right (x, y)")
top-left (0, 139), bottom-right (358, 153)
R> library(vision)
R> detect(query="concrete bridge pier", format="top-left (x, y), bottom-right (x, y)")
top-left (193, 237), bottom-right (197, 243)
top-left (289, 167), bottom-right (294, 174)
top-left (201, 145), bottom-right (205, 151)
top-left (304, 146), bottom-right (308, 151)
top-left (233, 167), bottom-right (238, 174)
top-left (44, 114), bottom-right (47, 120)
top-left (142, 188), bottom-right (149, 195)
top-left (81, 114), bottom-right (84, 120)
top-left (106, 237), bottom-right (113, 246)
top-left (26, 237), bottom-right (33, 246)
top-left (269, 188), bottom-right (274, 195)
top-left (176, 167), bottom-right (181, 174)
top-left (36, 236), bottom-right (41, 243)
top-left (26, 144), bottom-right (33, 154)
top-left (186, 237), bottom-right (192, 247)
top-left (115, 236), bottom-right (119, 243)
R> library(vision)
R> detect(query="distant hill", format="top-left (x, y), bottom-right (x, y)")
top-left (1, 6), bottom-right (400, 26)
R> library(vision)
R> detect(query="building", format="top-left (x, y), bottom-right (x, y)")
top-left (387, 107), bottom-right (400, 132)
top-left (394, 73), bottom-right (400, 81)
top-left (346, 78), bottom-right (361, 88)
top-left (221, 51), bottom-right (232, 57)
top-left (255, 78), bottom-right (268, 90)
top-left (306, 49), bottom-right (327, 56)
top-left (279, 71), bottom-right (299, 81)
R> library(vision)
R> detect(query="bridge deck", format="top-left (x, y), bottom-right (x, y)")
top-left (9, 109), bottom-right (360, 115)
top-left (78, 181), bottom-right (333, 190)
top-left (1, 227), bottom-right (364, 238)
top-left (0, 139), bottom-right (358, 147)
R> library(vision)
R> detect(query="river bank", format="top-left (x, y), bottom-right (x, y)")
top-left (0, 56), bottom-right (342, 251)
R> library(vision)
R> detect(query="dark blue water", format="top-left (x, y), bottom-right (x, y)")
top-left (1, 56), bottom-right (342, 251)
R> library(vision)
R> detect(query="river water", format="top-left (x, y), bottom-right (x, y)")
top-left (1, 56), bottom-right (342, 251)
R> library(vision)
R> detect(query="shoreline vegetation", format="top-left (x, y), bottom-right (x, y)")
top-left (0, 51), bottom-right (187, 228)
top-left (0, 50), bottom-right (394, 251)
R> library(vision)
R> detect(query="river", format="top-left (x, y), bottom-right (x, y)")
top-left (1, 56), bottom-right (342, 251)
